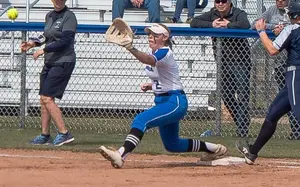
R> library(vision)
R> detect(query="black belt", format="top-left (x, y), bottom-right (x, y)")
top-left (154, 90), bottom-right (185, 97)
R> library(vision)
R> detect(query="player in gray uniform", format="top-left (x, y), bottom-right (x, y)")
top-left (236, 0), bottom-right (300, 164)
top-left (20, 0), bottom-right (77, 146)
top-left (99, 23), bottom-right (227, 169)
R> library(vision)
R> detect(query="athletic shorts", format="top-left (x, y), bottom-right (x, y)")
top-left (39, 62), bottom-right (75, 99)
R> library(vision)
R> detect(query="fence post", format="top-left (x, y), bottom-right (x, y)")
top-left (19, 31), bottom-right (27, 128)
top-left (215, 38), bottom-right (222, 136)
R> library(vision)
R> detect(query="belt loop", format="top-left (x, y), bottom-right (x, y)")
top-left (287, 66), bottom-right (296, 72)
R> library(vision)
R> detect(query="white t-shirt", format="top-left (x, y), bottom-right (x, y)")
top-left (145, 46), bottom-right (183, 94)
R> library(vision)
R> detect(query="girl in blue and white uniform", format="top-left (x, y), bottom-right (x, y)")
top-left (99, 23), bottom-right (227, 168)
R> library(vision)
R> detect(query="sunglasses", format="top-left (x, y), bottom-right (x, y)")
top-left (215, 0), bottom-right (228, 4)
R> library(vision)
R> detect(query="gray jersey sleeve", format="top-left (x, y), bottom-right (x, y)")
top-left (273, 24), bottom-right (298, 51)
top-left (62, 12), bottom-right (77, 32)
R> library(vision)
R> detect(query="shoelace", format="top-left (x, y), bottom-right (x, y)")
top-left (35, 135), bottom-right (46, 141)
top-left (32, 135), bottom-right (48, 143)
top-left (54, 134), bottom-right (66, 143)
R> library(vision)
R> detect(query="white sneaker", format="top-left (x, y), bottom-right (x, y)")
top-left (199, 144), bottom-right (228, 161)
top-left (99, 146), bottom-right (124, 168)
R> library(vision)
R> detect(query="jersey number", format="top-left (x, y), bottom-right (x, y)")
top-left (153, 80), bottom-right (162, 90)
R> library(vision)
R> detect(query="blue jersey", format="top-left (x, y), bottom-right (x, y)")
top-left (144, 47), bottom-right (183, 94)
top-left (265, 23), bottom-right (300, 128)
top-left (273, 24), bottom-right (300, 66)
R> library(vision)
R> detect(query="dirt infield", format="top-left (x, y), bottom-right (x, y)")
top-left (0, 149), bottom-right (300, 187)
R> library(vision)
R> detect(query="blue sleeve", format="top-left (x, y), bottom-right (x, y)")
top-left (152, 48), bottom-right (169, 62)
top-left (43, 31), bottom-right (75, 52)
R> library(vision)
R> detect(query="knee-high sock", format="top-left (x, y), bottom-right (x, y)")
top-left (187, 139), bottom-right (218, 153)
top-left (118, 128), bottom-right (144, 160)
top-left (250, 119), bottom-right (277, 155)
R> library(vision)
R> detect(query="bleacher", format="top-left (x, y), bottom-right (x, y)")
top-left (0, 31), bottom-right (216, 111)
top-left (0, 0), bottom-right (274, 112)
top-left (0, 0), bottom-right (211, 23)
top-left (0, 0), bottom-right (275, 23)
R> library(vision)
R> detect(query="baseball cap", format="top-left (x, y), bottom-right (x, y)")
top-left (144, 24), bottom-right (170, 37)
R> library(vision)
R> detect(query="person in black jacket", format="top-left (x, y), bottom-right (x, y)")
top-left (190, 0), bottom-right (252, 137)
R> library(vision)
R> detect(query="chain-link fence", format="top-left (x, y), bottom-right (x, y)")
top-left (233, 0), bottom-right (278, 23)
top-left (0, 24), bottom-right (298, 139)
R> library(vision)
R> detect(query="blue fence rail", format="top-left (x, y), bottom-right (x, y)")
top-left (0, 21), bottom-right (275, 38)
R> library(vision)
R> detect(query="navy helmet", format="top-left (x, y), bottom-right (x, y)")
top-left (288, 0), bottom-right (300, 19)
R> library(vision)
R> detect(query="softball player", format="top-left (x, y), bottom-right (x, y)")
top-left (237, 0), bottom-right (300, 164)
top-left (99, 23), bottom-right (227, 168)
top-left (20, 0), bottom-right (77, 146)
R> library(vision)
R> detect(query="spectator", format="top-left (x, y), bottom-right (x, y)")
top-left (112, 0), bottom-right (160, 23)
top-left (190, 0), bottom-right (252, 137)
top-left (251, 0), bottom-right (299, 140)
top-left (20, 0), bottom-right (77, 146)
top-left (165, 0), bottom-right (208, 23)
top-left (251, 0), bottom-right (290, 31)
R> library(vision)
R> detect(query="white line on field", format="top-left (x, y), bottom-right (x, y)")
top-left (0, 153), bottom-right (184, 162)
top-left (0, 153), bottom-right (241, 166)
top-left (127, 159), bottom-right (187, 163)
top-left (276, 165), bottom-right (300, 169)
top-left (273, 161), bottom-right (300, 165)
top-left (1, 153), bottom-right (299, 169)
top-left (0, 153), bottom-right (62, 159)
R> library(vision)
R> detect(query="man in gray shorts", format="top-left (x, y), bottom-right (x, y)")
top-left (21, 0), bottom-right (77, 146)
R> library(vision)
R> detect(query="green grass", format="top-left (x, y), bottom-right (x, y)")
top-left (0, 128), bottom-right (299, 159)
top-left (0, 115), bottom-right (292, 138)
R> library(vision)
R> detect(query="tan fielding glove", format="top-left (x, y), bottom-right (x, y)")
top-left (105, 18), bottom-right (134, 50)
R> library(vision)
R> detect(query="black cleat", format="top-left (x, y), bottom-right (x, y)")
top-left (235, 139), bottom-right (257, 165)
